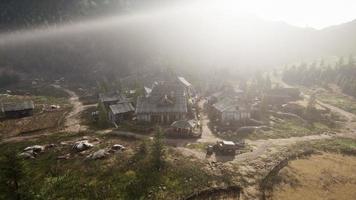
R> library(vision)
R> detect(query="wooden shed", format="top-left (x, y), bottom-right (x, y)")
top-left (1, 100), bottom-right (35, 118)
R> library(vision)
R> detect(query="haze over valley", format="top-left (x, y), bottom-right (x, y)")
top-left (1, 1), bottom-right (356, 200)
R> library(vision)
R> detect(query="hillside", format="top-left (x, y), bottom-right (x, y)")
top-left (1, 1), bottom-right (356, 86)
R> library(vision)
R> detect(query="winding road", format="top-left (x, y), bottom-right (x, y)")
top-left (2, 83), bottom-right (356, 199)
top-left (52, 84), bottom-right (96, 133)
top-left (175, 97), bottom-right (356, 164)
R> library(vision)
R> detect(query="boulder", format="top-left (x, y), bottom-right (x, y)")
top-left (87, 149), bottom-right (108, 160)
top-left (19, 151), bottom-right (35, 159)
top-left (24, 145), bottom-right (45, 153)
top-left (72, 140), bottom-right (94, 152)
top-left (111, 144), bottom-right (126, 151)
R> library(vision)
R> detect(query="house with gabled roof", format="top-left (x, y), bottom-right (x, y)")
top-left (98, 91), bottom-right (135, 125)
top-left (108, 101), bottom-right (135, 124)
top-left (135, 77), bottom-right (193, 124)
top-left (207, 85), bottom-right (244, 105)
top-left (212, 97), bottom-right (250, 123)
top-left (98, 91), bottom-right (130, 110)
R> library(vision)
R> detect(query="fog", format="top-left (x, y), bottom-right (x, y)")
top-left (1, 0), bottom-right (355, 81)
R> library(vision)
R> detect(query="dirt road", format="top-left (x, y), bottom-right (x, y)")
top-left (174, 99), bottom-right (339, 162)
top-left (52, 85), bottom-right (95, 133)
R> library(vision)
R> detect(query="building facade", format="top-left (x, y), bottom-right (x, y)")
top-left (136, 77), bottom-right (193, 124)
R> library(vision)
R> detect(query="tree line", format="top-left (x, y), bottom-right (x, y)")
top-left (282, 55), bottom-right (356, 97)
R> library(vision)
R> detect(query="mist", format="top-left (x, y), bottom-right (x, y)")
top-left (1, 0), bottom-right (356, 82)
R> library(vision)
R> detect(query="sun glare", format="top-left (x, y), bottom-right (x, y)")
top-left (195, 0), bottom-right (356, 29)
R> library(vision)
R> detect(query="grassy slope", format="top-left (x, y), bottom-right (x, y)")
top-left (268, 138), bottom-right (356, 200)
top-left (0, 132), bottom-right (226, 200)
top-left (270, 153), bottom-right (356, 200)
top-left (215, 119), bottom-right (332, 141)
top-left (317, 92), bottom-right (356, 115)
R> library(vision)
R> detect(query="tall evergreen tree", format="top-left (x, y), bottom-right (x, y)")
top-left (0, 151), bottom-right (31, 200)
top-left (151, 127), bottom-right (165, 171)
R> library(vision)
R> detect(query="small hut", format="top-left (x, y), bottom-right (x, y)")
top-left (1, 100), bottom-right (35, 118)
top-left (98, 91), bottom-right (130, 110)
top-left (171, 120), bottom-right (197, 134)
top-left (108, 102), bottom-right (135, 124)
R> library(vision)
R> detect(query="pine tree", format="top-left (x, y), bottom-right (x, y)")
top-left (97, 101), bottom-right (109, 128)
top-left (0, 151), bottom-right (30, 200)
top-left (151, 127), bottom-right (165, 171)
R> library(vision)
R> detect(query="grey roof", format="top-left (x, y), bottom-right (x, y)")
top-left (171, 120), bottom-right (196, 129)
top-left (213, 98), bottom-right (248, 113)
top-left (136, 82), bottom-right (188, 114)
top-left (144, 87), bottom-right (152, 96)
top-left (178, 76), bottom-right (192, 87)
top-left (109, 102), bottom-right (134, 115)
top-left (1, 100), bottom-right (34, 112)
top-left (99, 92), bottom-right (129, 103)
top-left (213, 98), bottom-right (236, 112)
top-left (210, 86), bottom-right (244, 100)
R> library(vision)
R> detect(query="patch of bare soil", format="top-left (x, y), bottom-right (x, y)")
top-left (0, 110), bottom-right (67, 137)
top-left (268, 153), bottom-right (356, 200)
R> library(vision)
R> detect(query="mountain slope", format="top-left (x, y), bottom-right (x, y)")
top-left (1, 1), bottom-right (356, 84)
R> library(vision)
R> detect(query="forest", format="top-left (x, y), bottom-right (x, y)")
top-left (282, 55), bottom-right (356, 97)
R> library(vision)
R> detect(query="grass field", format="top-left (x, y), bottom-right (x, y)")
top-left (317, 91), bottom-right (356, 115)
top-left (265, 138), bottom-right (356, 200)
top-left (269, 153), bottom-right (356, 200)
top-left (0, 93), bottom-right (71, 138)
top-left (249, 120), bottom-right (331, 140)
top-left (0, 131), bottom-right (228, 200)
top-left (216, 118), bottom-right (332, 141)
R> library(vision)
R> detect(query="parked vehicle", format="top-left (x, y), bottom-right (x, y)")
top-left (206, 145), bottom-right (214, 155)
top-left (213, 141), bottom-right (237, 155)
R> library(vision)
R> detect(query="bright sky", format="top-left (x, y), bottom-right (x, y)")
top-left (202, 0), bottom-right (356, 29)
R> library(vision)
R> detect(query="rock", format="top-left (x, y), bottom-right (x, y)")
top-left (19, 145), bottom-right (46, 159)
top-left (112, 144), bottom-right (126, 151)
top-left (72, 140), bottom-right (94, 152)
top-left (87, 149), bottom-right (108, 160)
top-left (24, 145), bottom-right (45, 153)
top-left (19, 151), bottom-right (35, 159)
